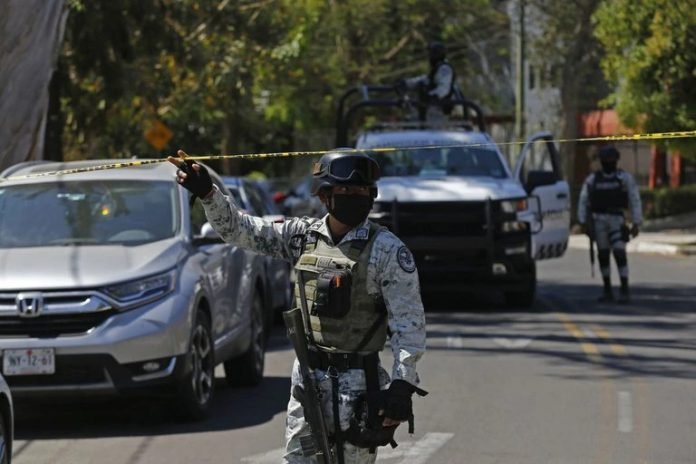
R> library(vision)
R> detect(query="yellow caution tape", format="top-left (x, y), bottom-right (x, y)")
top-left (4, 129), bottom-right (696, 181)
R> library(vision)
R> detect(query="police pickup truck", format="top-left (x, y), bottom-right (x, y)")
top-left (336, 85), bottom-right (570, 307)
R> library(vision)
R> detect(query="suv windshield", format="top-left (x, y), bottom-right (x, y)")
top-left (0, 180), bottom-right (179, 247)
top-left (369, 145), bottom-right (507, 179)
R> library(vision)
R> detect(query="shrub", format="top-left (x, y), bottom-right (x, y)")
top-left (641, 185), bottom-right (696, 219)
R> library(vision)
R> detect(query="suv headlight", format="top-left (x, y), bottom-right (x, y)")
top-left (500, 198), bottom-right (528, 213)
top-left (104, 269), bottom-right (176, 308)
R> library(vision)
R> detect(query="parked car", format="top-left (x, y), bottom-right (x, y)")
top-left (0, 160), bottom-right (270, 420)
top-left (0, 374), bottom-right (13, 463)
top-left (274, 175), bottom-right (327, 219)
top-left (222, 177), bottom-right (293, 324)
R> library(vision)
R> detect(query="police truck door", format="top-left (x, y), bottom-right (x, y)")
top-left (514, 132), bottom-right (571, 260)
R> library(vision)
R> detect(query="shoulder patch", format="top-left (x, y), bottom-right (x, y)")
top-left (397, 246), bottom-right (416, 273)
top-left (355, 227), bottom-right (369, 240)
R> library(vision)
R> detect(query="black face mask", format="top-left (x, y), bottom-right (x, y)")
top-left (601, 160), bottom-right (618, 173)
top-left (328, 194), bottom-right (373, 228)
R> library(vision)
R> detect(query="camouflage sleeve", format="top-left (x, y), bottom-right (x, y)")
top-left (405, 74), bottom-right (428, 89)
top-left (623, 172), bottom-right (643, 224)
top-left (371, 232), bottom-right (426, 386)
top-left (200, 185), bottom-right (311, 262)
top-left (577, 174), bottom-right (593, 224)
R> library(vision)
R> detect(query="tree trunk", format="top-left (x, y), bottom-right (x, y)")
top-left (0, 0), bottom-right (68, 171)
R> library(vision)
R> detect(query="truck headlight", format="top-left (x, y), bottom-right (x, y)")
top-left (500, 221), bottom-right (529, 233)
top-left (104, 269), bottom-right (176, 308)
top-left (500, 198), bottom-right (528, 213)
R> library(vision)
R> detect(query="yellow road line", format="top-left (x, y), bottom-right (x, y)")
top-left (592, 324), bottom-right (629, 356)
top-left (556, 313), bottom-right (602, 362)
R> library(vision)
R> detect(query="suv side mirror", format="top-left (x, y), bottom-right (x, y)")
top-left (525, 170), bottom-right (558, 193)
top-left (193, 222), bottom-right (223, 246)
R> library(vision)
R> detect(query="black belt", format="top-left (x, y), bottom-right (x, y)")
top-left (307, 350), bottom-right (378, 372)
top-left (592, 209), bottom-right (625, 216)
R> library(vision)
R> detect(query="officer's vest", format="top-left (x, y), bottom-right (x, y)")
top-left (590, 170), bottom-right (629, 213)
top-left (294, 222), bottom-right (387, 353)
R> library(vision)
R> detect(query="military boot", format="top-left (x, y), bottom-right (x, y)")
top-left (598, 277), bottom-right (614, 302)
top-left (617, 277), bottom-right (630, 304)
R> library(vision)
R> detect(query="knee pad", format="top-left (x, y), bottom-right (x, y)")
top-left (598, 249), bottom-right (611, 267)
top-left (613, 249), bottom-right (628, 268)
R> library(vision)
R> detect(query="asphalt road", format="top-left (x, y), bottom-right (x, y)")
top-left (12, 249), bottom-right (696, 463)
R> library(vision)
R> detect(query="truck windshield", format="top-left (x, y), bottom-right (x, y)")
top-left (369, 145), bottom-right (507, 179)
top-left (0, 180), bottom-right (179, 248)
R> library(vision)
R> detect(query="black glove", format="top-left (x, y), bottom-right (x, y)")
top-left (178, 159), bottom-right (213, 200)
top-left (630, 223), bottom-right (640, 238)
top-left (345, 422), bottom-right (398, 449)
top-left (382, 380), bottom-right (419, 421)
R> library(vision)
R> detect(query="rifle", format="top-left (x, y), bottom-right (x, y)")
top-left (283, 307), bottom-right (334, 463)
top-left (587, 211), bottom-right (596, 278)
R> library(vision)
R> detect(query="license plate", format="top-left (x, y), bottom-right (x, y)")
top-left (3, 348), bottom-right (55, 376)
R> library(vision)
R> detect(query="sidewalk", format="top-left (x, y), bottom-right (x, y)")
top-left (568, 210), bottom-right (696, 256)
top-left (568, 231), bottom-right (696, 256)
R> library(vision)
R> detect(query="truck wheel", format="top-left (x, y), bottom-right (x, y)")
top-left (224, 290), bottom-right (266, 387)
top-left (177, 309), bottom-right (215, 421)
top-left (505, 263), bottom-right (537, 309)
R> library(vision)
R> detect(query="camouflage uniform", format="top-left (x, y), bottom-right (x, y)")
top-left (200, 186), bottom-right (427, 464)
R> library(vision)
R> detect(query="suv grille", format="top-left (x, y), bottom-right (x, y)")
top-left (375, 201), bottom-right (490, 237)
top-left (0, 292), bottom-right (114, 337)
top-left (0, 312), bottom-right (115, 337)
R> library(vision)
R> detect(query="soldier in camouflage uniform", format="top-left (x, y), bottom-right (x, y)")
top-left (578, 145), bottom-right (642, 303)
top-left (169, 149), bottom-right (427, 464)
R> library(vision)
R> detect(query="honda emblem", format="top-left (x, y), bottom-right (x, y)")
top-left (15, 292), bottom-right (44, 318)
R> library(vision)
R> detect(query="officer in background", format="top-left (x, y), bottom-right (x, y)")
top-left (577, 145), bottom-right (642, 303)
top-left (398, 41), bottom-right (463, 122)
top-left (168, 149), bottom-right (427, 464)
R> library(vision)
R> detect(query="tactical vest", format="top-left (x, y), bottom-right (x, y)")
top-left (590, 170), bottom-right (629, 213)
top-left (294, 222), bottom-right (387, 354)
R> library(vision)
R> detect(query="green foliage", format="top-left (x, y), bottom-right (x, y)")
top-left (56, 0), bottom-right (510, 176)
top-left (641, 185), bottom-right (696, 219)
top-left (594, 0), bottom-right (696, 154)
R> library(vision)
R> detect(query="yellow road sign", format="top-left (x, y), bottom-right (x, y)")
top-left (144, 120), bottom-right (173, 151)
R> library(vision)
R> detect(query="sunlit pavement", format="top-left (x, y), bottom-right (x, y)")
top-left (12, 249), bottom-right (696, 464)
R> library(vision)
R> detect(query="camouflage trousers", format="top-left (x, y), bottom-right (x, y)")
top-left (284, 358), bottom-right (391, 464)
top-left (593, 213), bottom-right (628, 278)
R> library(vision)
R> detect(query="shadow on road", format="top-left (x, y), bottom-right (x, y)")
top-left (14, 374), bottom-right (290, 440)
top-left (423, 282), bottom-right (696, 381)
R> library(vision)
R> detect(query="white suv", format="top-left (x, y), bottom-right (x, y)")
top-left (338, 85), bottom-right (571, 306)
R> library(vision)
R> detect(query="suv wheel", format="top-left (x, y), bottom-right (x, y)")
top-left (504, 262), bottom-right (537, 309)
top-left (0, 413), bottom-right (8, 464)
top-left (177, 309), bottom-right (215, 420)
top-left (224, 291), bottom-right (265, 387)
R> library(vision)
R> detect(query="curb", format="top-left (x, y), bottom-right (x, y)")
top-left (567, 235), bottom-right (696, 256)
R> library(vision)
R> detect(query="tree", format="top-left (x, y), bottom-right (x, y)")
top-left (0, 0), bottom-right (68, 171)
top-left (51, 1), bottom-right (511, 177)
top-left (523, 0), bottom-right (608, 186)
top-left (594, 0), bottom-right (696, 151)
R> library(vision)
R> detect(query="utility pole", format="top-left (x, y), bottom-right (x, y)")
top-left (514, 0), bottom-right (526, 142)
